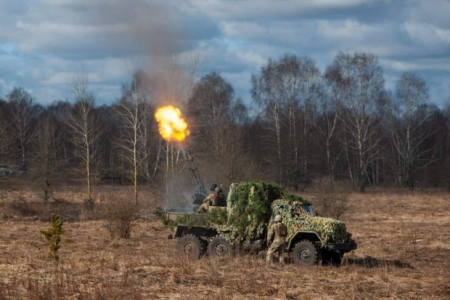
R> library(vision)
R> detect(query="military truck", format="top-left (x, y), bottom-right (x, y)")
top-left (162, 180), bottom-right (356, 266)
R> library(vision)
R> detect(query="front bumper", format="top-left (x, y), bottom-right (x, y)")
top-left (326, 240), bottom-right (357, 253)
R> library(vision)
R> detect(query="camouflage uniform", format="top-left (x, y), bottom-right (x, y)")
top-left (197, 190), bottom-right (218, 212)
top-left (266, 217), bottom-right (287, 263)
top-left (213, 185), bottom-right (226, 206)
top-left (197, 184), bottom-right (226, 212)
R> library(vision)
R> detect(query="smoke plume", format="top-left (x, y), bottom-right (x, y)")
top-left (94, 0), bottom-right (199, 210)
top-left (90, 0), bottom-right (197, 107)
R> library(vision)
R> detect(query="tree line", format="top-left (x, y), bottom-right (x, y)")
top-left (1, 52), bottom-right (450, 203)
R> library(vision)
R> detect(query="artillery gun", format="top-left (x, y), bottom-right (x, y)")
top-left (161, 180), bottom-right (357, 266)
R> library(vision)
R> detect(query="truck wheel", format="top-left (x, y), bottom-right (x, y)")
top-left (208, 236), bottom-right (233, 258)
top-left (292, 240), bottom-right (318, 267)
top-left (176, 234), bottom-right (204, 259)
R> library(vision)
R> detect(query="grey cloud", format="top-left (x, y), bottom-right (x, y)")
top-left (0, 0), bottom-right (449, 106)
top-left (183, 0), bottom-right (383, 21)
top-left (0, 0), bottom-right (220, 59)
top-left (0, 0), bottom-right (222, 104)
top-left (406, 0), bottom-right (450, 28)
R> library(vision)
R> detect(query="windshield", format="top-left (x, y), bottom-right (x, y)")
top-left (305, 205), bottom-right (313, 215)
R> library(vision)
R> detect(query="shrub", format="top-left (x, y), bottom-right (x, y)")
top-left (104, 195), bottom-right (137, 239)
top-left (312, 194), bottom-right (349, 220)
top-left (40, 199), bottom-right (80, 222)
top-left (308, 176), bottom-right (349, 220)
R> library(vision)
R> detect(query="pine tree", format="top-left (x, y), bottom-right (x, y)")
top-left (40, 213), bottom-right (65, 262)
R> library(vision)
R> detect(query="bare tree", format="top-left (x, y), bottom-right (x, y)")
top-left (188, 72), bottom-right (233, 157)
top-left (7, 87), bottom-right (40, 168)
top-left (115, 76), bottom-right (150, 204)
top-left (325, 52), bottom-right (385, 192)
top-left (390, 73), bottom-right (432, 189)
top-left (188, 73), bottom-right (256, 185)
top-left (140, 104), bottom-right (157, 183)
top-left (33, 110), bottom-right (60, 204)
top-left (66, 75), bottom-right (102, 201)
top-left (0, 99), bottom-right (10, 160)
top-left (252, 60), bottom-right (283, 182)
top-left (252, 55), bottom-right (321, 186)
top-left (216, 120), bottom-right (259, 185)
top-left (313, 84), bottom-right (342, 182)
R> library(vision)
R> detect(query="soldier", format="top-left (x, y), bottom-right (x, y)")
top-left (213, 183), bottom-right (226, 206)
top-left (266, 215), bottom-right (287, 263)
top-left (197, 183), bottom-right (225, 212)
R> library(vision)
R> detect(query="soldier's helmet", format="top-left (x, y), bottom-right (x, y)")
top-left (274, 215), bottom-right (282, 222)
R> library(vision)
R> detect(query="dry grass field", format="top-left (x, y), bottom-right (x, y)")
top-left (0, 186), bottom-right (449, 299)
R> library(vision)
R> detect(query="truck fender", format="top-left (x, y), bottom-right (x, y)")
top-left (175, 226), bottom-right (188, 238)
top-left (287, 231), bottom-right (323, 250)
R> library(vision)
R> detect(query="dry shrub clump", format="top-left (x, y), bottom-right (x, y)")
top-left (103, 195), bottom-right (137, 239)
top-left (83, 197), bottom-right (95, 212)
top-left (308, 176), bottom-right (349, 220)
top-left (46, 198), bottom-right (81, 222)
top-left (4, 196), bottom-right (37, 217)
top-left (79, 198), bottom-right (99, 221)
top-left (3, 195), bottom-right (81, 222)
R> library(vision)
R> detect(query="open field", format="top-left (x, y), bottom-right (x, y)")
top-left (0, 187), bottom-right (449, 299)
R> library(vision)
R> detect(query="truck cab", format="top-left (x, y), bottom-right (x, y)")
top-left (269, 199), bottom-right (356, 265)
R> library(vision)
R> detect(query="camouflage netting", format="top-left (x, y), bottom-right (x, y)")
top-left (299, 215), bottom-right (349, 245)
top-left (209, 208), bottom-right (227, 225)
top-left (213, 180), bottom-right (307, 242)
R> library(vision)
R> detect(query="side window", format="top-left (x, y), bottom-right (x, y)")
top-left (291, 204), bottom-right (300, 215)
top-left (291, 204), bottom-right (308, 218)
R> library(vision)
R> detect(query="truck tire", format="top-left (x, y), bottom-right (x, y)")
top-left (292, 240), bottom-right (318, 267)
top-left (208, 236), bottom-right (233, 258)
top-left (176, 234), bottom-right (204, 259)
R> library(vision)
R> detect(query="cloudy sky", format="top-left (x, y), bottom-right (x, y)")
top-left (0, 0), bottom-right (449, 106)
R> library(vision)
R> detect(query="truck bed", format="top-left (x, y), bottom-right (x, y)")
top-left (166, 211), bottom-right (210, 227)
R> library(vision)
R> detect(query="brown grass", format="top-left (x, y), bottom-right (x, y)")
top-left (0, 187), bottom-right (449, 299)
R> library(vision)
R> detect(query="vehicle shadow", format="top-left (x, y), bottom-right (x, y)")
top-left (345, 256), bottom-right (413, 269)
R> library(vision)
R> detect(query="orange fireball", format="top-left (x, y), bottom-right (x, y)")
top-left (154, 105), bottom-right (190, 142)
